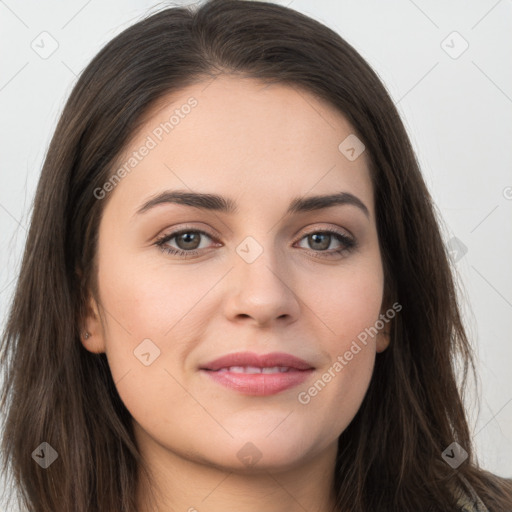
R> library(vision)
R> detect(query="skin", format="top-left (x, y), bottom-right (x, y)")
top-left (82, 75), bottom-right (390, 512)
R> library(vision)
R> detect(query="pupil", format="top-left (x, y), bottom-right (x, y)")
top-left (310, 233), bottom-right (329, 250)
top-left (179, 233), bottom-right (199, 249)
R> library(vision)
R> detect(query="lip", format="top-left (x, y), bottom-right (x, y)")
top-left (199, 351), bottom-right (315, 396)
top-left (200, 351), bottom-right (314, 371)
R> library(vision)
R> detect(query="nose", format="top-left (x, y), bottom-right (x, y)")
top-left (222, 239), bottom-right (301, 328)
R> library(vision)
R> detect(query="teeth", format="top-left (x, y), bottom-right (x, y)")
top-left (228, 366), bottom-right (247, 373)
top-left (244, 366), bottom-right (263, 374)
top-left (263, 367), bottom-right (290, 374)
top-left (217, 366), bottom-right (291, 374)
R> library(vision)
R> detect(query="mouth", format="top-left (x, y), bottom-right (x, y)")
top-left (214, 366), bottom-right (298, 374)
top-left (199, 351), bottom-right (315, 396)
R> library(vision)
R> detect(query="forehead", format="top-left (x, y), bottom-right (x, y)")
top-left (107, 75), bottom-right (373, 217)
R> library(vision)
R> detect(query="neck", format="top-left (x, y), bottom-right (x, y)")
top-left (135, 435), bottom-right (339, 512)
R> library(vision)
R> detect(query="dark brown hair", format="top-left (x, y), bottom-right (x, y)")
top-left (1, 0), bottom-right (511, 510)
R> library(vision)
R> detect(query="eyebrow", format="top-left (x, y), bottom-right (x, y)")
top-left (135, 189), bottom-right (370, 218)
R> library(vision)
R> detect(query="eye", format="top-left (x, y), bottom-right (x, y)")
top-left (155, 228), bottom-right (218, 258)
top-left (295, 228), bottom-right (356, 258)
top-left (155, 226), bottom-right (357, 259)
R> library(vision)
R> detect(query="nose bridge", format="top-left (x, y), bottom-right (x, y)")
top-left (225, 232), bottom-right (299, 324)
top-left (235, 232), bottom-right (286, 292)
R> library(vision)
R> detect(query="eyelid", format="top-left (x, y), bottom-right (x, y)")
top-left (297, 223), bottom-right (354, 240)
top-left (154, 223), bottom-right (221, 243)
top-left (155, 222), bottom-right (353, 245)
top-left (154, 222), bottom-right (356, 259)
top-left (154, 226), bottom-right (220, 249)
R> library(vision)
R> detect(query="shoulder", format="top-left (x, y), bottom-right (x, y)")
top-left (454, 483), bottom-right (488, 512)
top-left (451, 472), bottom-right (512, 512)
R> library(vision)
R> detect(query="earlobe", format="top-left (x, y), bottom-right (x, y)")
top-left (80, 296), bottom-right (106, 354)
top-left (376, 292), bottom-right (395, 353)
top-left (376, 330), bottom-right (391, 353)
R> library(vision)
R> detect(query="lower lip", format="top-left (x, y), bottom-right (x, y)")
top-left (200, 369), bottom-right (314, 396)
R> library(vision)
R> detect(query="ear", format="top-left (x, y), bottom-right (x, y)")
top-left (80, 293), bottom-right (107, 354)
top-left (375, 299), bottom-right (394, 353)
top-left (376, 325), bottom-right (390, 353)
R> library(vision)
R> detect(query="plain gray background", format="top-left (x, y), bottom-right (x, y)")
top-left (1, 0), bottom-right (511, 506)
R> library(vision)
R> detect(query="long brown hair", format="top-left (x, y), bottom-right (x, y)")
top-left (1, 1), bottom-right (511, 510)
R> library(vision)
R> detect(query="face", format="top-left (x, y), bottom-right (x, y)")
top-left (83, 75), bottom-right (389, 473)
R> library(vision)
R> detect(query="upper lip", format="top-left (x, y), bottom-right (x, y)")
top-left (200, 351), bottom-right (314, 371)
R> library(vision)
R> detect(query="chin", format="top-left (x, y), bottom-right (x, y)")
top-left (202, 431), bottom-right (321, 473)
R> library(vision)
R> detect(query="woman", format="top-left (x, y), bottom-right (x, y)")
top-left (1, 0), bottom-right (511, 510)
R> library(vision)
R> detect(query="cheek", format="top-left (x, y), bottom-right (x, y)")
top-left (298, 261), bottom-right (383, 426)
top-left (96, 254), bottom-right (223, 422)
top-left (97, 273), bottom-right (192, 393)
top-left (97, 246), bottom-right (220, 355)
top-left (297, 320), bottom-right (377, 440)
top-left (310, 257), bottom-right (384, 347)
top-left (97, 265), bottom-right (202, 430)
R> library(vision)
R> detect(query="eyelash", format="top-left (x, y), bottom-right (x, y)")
top-left (155, 225), bottom-right (357, 260)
